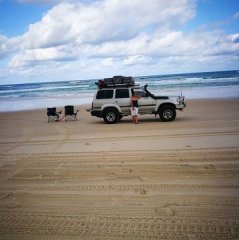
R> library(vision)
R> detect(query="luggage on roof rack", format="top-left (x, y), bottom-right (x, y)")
top-left (95, 75), bottom-right (135, 88)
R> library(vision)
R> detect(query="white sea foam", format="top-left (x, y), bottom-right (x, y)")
top-left (0, 71), bottom-right (239, 112)
top-left (0, 96), bottom-right (93, 112)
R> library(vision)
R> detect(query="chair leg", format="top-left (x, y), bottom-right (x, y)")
top-left (48, 115), bottom-right (60, 122)
top-left (74, 113), bottom-right (78, 120)
top-left (64, 114), bottom-right (78, 121)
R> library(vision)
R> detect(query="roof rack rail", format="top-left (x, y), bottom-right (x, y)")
top-left (95, 82), bottom-right (138, 89)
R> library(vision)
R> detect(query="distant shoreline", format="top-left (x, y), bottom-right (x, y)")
top-left (1, 97), bottom-right (239, 113)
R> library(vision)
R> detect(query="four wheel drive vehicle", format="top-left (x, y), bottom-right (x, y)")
top-left (88, 80), bottom-right (186, 124)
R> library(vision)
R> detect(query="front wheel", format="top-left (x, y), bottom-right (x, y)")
top-left (103, 108), bottom-right (119, 124)
top-left (159, 105), bottom-right (176, 122)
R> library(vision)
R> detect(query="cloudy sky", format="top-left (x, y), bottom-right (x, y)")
top-left (0, 0), bottom-right (239, 84)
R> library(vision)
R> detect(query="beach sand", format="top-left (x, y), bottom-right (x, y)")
top-left (0, 98), bottom-right (239, 239)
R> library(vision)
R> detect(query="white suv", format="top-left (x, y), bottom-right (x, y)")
top-left (89, 84), bottom-right (186, 124)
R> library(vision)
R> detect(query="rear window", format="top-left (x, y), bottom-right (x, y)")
top-left (115, 89), bottom-right (130, 98)
top-left (96, 90), bottom-right (113, 99)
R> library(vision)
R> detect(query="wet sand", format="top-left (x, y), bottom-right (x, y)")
top-left (0, 98), bottom-right (239, 239)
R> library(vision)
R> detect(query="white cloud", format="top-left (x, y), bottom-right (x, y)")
top-left (17, 0), bottom-right (70, 3)
top-left (9, 45), bottom-right (77, 69)
top-left (1, 0), bottom-right (239, 82)
top-left (0, 35), bottom-right (17, 58)
top-left (123, 55), bottom-right (151, 66)
top-left (228, 33), bottom-right (239, 43)
top-left (234, 12), bottom-right (239, 19)
top-left (18, 0), bottom-right (54, 3)
top-left (0, 35), bottom-right (8, 57)
top-left (5, 0), bottom-right (196, 67)
top-left (16, 0), bottom-right (195, 49)
top-left (17, 0), bottom-right (93, 3)
top-left (71, 29), bottom-right (239, 59)
top-left (100, 58), bottom-right (113, 67)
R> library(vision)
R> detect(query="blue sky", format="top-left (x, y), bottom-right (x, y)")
top-left (0, 0), bottom-right (239, 84)
top-left (185, 0), bottom-right (239, 33)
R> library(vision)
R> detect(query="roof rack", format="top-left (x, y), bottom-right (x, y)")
top-left (95, 82), bottom-right (138, 89)
top-left (95, 75), bottom-right (137, 89)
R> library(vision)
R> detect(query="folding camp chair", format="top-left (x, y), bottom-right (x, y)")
top-left (64, 105), bottom-right (79, 121)
top-left (47, 108), bottom-right (61, 122)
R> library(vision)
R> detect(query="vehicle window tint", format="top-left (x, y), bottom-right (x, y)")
top-left (96, 90), bottom-right (113, 99)
top-left (115, 89), bottom-right (129, 98)
top-left (134, 90), bottom-right (146, 97)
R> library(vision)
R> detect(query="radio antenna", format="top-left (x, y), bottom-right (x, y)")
top-left (180, 78), bottom-right (183, 97)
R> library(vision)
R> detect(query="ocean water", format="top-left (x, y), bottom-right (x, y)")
top-left (0, 70), bottom-right (239, 112)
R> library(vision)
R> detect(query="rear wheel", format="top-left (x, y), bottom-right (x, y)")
top-left (103, 108), bottom-right (119, 124)
top-left (159, 105), bottom-right (176, 122)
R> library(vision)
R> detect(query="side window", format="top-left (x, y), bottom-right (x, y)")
top-left (115, 89), bottom-right (130, 98)
top-left (96, 90), bottom-right (113, 99)
top-left (135, 90), bottom-right (149, 97)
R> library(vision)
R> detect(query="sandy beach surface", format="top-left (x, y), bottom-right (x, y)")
top-left (0, 98), bottom-right (239, 240)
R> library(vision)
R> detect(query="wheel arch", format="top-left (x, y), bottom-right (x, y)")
top-left (102, 104), bottom-right (121, 113)
top-left (157, 102), bottom-right (176, 113)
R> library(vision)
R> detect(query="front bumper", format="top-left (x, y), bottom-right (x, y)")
top-left (176, 102), bottom-right (186, 110)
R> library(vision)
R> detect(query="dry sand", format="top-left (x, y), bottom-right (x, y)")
top-left (0, 98), bottom-right (239, 239)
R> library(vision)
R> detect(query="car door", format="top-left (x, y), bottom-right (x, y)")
top-left (115, 88), bottom-right (131, 115)
top-left (134, 89), bottom-right (156, 114)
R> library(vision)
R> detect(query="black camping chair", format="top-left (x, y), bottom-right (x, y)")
top-left (47, 108), bottom-right (61, 122)
top-left (64, 105), bottom-right (79, 121)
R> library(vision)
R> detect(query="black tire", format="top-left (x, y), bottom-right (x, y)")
top-left (159, 105), bottom-right (176, 122)
top-left (103, 108), bottom-right (119, 124)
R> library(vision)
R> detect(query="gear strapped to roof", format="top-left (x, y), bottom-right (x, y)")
top-left (95, 75), bottom-right (136, 88)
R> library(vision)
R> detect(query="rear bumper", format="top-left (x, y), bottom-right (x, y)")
top-left (90, 110), bottom-right (103, 118)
